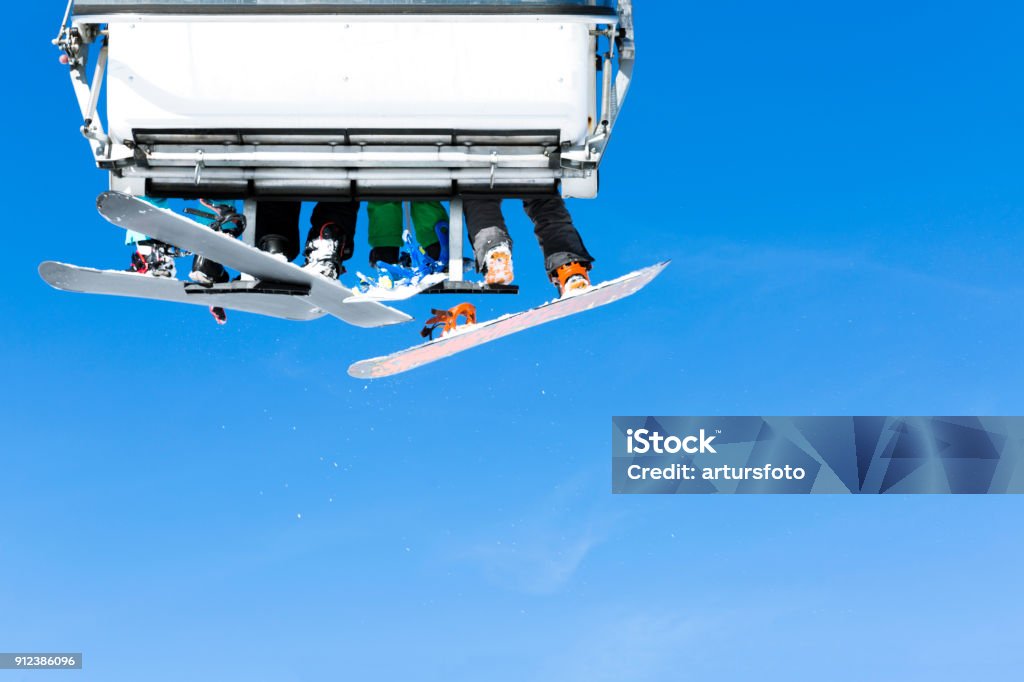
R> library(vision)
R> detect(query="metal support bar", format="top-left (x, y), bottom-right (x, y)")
top-left (122, 166), bottom-right (574, 182)
top-left (84, 42), bottom-right (107, 132)
top-left (242, 198), bottom-right (258, 246)
top-left (449, 197), bottom-right (464, 283)
top-left (561, 0), bottom-right (635, 171)
top-left (144, 145), bottom-right (555, 168)
top-left (420, 281), bottom-right (518, 296)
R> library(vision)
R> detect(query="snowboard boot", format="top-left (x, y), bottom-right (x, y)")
top-left (304, 226), bottom-right (344, 279)
top-left (238, 235), bottom-right (290, 281)
top-left (483, 244), bottom-right (514, 286)
top-left (259, 235), bottom-right (291, 264)
top-left (128, 243), bottom-right (176, 278)
top-left (189, 254), bottom-right (229, 287)
top-left (424, 242), bottom-right (443, 265)
top-left (368, 246), bottom-right (410, 269)
top-left (552, 261), bottom-right (591, 297)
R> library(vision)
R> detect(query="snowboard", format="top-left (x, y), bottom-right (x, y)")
top-left (39, 261), bottom-right (326, 322)
top-left (349, 272), bottom-right (448, 302)
top-left (348, 261), bottom-right (669, 379)
top-left (96, 192), bottom-right (412, 328)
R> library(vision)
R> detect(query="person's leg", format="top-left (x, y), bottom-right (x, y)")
top-left (189, 200), bottom-right (239, 286)
top-left (126, 196), bottom-right (176, 276)
top-left (255, 201), bottom-right (301, 261)
top-left (303, 200), bottom-right (360, 277)
top-left (464, 197), bottom-right (514, 283)
top-left (522, 196), bottom-right (594, 275)
top-left (308, 201), bottom-right (358, 261)
top-left (409, 201), bottom-right (448, 260)
top-left (366, 201), bottom-right (404, 266)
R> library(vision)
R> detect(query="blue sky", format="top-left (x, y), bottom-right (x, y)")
top-left (2, 2), bottom-right (1023, 680)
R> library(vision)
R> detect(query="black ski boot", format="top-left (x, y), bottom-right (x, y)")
top-left (258, 235), bottom-right (292, 263)
top-left (189, 254), bottom-right (229, 287)
top-left (368, 246), bottom-right (410, 268)
top-left (183, 200), bottom-right (246, 285)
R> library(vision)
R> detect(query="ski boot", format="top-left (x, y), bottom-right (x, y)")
top-left (552, 261), bottom-right (591, 297)
top-left (483, 244), bottom-right (514, 286)
top-left (260, 235), bottom-right (291, 264)
top-left (127, 242), bottom-right (176, 278)
top-left (303, 228), bottom-right (343, 279)
top-left (189, 254), bottom-right (229, 287)
top-left (236, 235), bottom-right (291, 282)
top-left (183, 200), bottom-right (243, 286)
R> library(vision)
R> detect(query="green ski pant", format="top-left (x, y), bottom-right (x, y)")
top-left (367, 201), bottom-right (448, 249)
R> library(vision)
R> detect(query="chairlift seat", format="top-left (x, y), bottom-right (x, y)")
top-left (60, 0), bottom-right (635, 201)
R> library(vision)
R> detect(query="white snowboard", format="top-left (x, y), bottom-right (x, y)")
top-left (348, 261), bottom-right (669, 379)
top-left (96, 192), bottom-right (411, 328)
top-left (39, 261), bottom-right (326, 322)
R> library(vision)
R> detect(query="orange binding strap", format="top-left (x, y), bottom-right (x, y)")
top-left (421, 303), bottom-right (477, 340)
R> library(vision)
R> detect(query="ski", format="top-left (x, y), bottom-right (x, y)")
top-left (348, 261), bottom-right (669, 379)
top-left (95, 192), bottom-right (412, 328)
top-left (39, 261), bottom-right (326, 322)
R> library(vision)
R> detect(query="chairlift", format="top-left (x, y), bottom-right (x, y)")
top-left (52, 0), bottom-right (634, 292)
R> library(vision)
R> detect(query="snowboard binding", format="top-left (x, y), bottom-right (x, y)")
top-left (127, 240), bottom-right (182, 277)
top-left (421, 303), bottom-right (477, 340)
top-left (357, 221), bottom-right (449, 294)
top-left (185, 199), bottom-right (246, 289)
top-left (184, 199), bottom-right (246, 237)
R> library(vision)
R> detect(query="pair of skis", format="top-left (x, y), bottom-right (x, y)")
top-left (40, 192), bottom-right (668, 377)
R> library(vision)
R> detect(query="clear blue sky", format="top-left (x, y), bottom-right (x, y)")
top-left (2, 2), bottom-right (1023, 680)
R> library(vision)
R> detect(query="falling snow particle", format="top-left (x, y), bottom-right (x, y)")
top-left (296, 513), bottom-right (302, 520)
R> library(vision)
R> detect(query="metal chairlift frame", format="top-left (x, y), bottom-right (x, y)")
top-left (53, 0), bottom-right (635, 283)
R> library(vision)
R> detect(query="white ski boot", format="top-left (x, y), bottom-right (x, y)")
top-left (303, 237), bottom-right (342, 279)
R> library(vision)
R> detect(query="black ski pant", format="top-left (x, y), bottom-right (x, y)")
top-left (463, 196), bottom-right (594, 275)
top-left (254, 201), bottom-right (359, 262)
